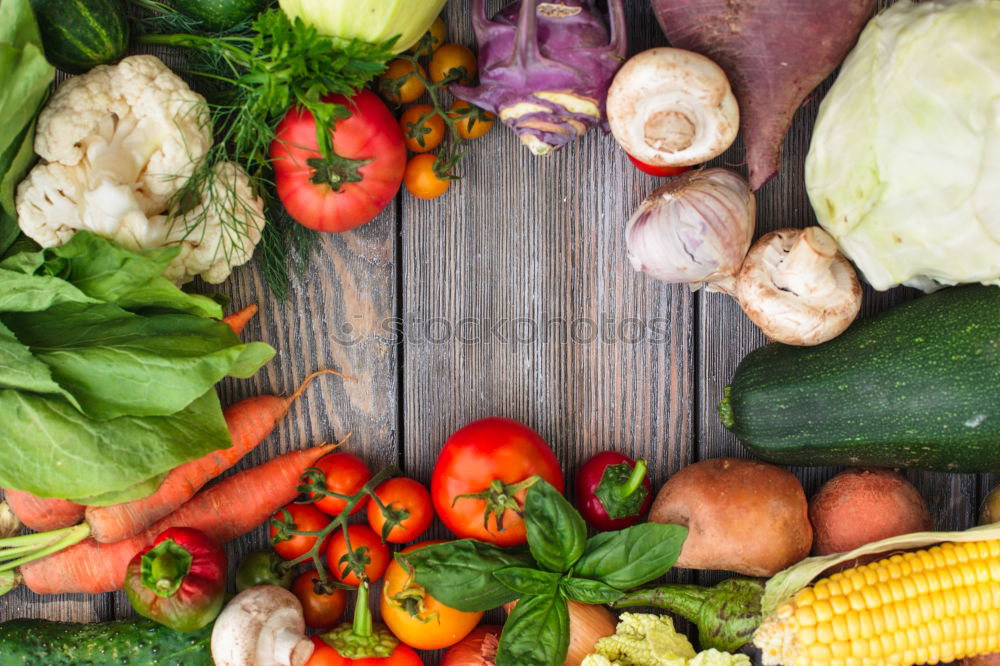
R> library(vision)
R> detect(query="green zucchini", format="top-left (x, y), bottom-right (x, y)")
top-left (719, 284), bottom-right (1000, 472)
top-left (0, 616), bottom-right (213, 665)
top-left (29, 0), bottom-right (128, 74)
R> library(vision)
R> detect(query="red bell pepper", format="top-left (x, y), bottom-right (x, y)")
top-left (124, 526), bottom-right (227, 632)
top-left (575, 451), bottom-right (652, 531)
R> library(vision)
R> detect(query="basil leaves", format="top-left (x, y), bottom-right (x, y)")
top-left (399, 479), bottom-right (688, 666)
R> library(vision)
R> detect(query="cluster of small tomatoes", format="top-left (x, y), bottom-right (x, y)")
top-left (255, 417), bottom-right (566, 665)
top-left (379, 18), bottom-right (495, 201)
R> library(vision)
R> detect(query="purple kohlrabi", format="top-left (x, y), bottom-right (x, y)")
top-left (452, 0), bottom-right (627, 156)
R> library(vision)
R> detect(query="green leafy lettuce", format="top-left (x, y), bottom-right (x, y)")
top-left (0, 232), bottom-right (274, 500)
top-left (0, 0), bottom-right (55, 255)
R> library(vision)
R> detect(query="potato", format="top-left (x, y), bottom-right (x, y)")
top-left (979, 483), bottom-right (1000, 525)
top-left (962, 654), bottom-right (1000, 666)
top-left (648, 458), bottom-right (812, 576)
top-left (809, 468), bottom-right (931, 556)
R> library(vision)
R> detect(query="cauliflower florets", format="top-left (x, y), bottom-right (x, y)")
top-left (16, 55), bottom-right (263, 285)
top-left (581, 613), bottom-right (750, 666)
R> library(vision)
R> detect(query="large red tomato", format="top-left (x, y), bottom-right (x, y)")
top-left (431, 418), bottom-right (564, 546)
top-left (271, 90), bottom-right (406, 232)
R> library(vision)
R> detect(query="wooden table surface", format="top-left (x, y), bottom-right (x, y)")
top-left (1, 0), bottom-right (987, 662)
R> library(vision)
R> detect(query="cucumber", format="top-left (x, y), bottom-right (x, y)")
top-left (29, 0), bottom-right (128, 74)
top-left (0, 616), bottom-right (213, 665)
top-left (173, 0), bottom-right (269, 32)
top-left (719, 284), bottom-right (1000, 472)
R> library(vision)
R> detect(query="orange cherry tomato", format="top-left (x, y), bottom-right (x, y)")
top-left (307, 452), bottom-right (372, 517)
top-left (448, 100), bottom-right (495, 140)
top-left (403, 154), bottom-right (450, 200)
top-left (366, 477), bottom-right (433, 543)
top-left (399, 105), bottom-right (445, 153)
top-left (429, 43), bottom-right (477, 85)
top-left (269, 502), bottom-right (332, 561)
top-left (411, 17), bottom-right (447, 54)
top-left (292, 570), bottom-right (348, 629)
top-left (380, 58), bottom-right (427, 105)
top-left (326, 524), bottom-right (390, 587)
top-left (381, 541), bottom-right (484, 650)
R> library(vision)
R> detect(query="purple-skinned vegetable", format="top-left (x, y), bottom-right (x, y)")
top-left (452, 0), bottom-right (626, 156)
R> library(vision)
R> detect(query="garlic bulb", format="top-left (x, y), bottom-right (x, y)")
top-left (625, 168), bottom-right (755, 294)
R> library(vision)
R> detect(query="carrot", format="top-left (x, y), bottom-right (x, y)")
top-left (223, 303), bottom-right (259, 335)
top-left (19, 443), bottom-right (336, 596)
top-left (84, 369), bottom-right (351, 543)
top-left (3, 490), bottom-right (85, 532)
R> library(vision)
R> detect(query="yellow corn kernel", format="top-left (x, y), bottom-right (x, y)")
top-left (753, 539), bottom-right (1000, 666)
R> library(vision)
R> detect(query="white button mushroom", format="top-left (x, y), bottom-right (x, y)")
top-left (211, 585), bottom-right (315, 666)
top-left (607, 47), bottom-right (739, 167)
top-left (736, 227), bottom-right (862, 346)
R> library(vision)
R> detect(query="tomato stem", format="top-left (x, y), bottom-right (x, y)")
top-left (307, 154), bottom-right (374, 192)
top-left (619, 459), bottom-right (648, 500)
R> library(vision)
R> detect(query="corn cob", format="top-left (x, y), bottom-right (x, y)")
top-left (754, 539), bottom-right (1000, 666)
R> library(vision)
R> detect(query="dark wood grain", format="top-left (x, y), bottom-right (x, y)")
top-left (2, 0), bottom-right (992, 663)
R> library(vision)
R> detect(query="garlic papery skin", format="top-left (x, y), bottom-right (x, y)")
top-left (607, 47), bottom-right (739, 166)
top-left (625, 168), bottom-right (756, 295)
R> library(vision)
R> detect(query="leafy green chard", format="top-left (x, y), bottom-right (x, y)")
top-left (398, 479), bottom-right (688, 666)
top-left (0, 232), bottom-right (274, 500)
top-left (128, 6), bottom-right (396, 296)
top-left (0, 0), bottom-right (54, 255)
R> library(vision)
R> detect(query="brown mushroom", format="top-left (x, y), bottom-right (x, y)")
top-left (648, 458), bottom-right (813, 577)
top-left (607, 47), bottom-right (739, 167)
top-left (736, 227), bottom-right (861, 346)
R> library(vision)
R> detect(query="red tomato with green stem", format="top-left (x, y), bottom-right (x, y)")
top-left (305, 635), bottom-right (424, 666)
top-left (292, 570), bottom-right (348, 630)
top-left (269, 502), bottom-right (332, 561)
top-left (307, 452), bottom-right (372, 517)
top-left (271, 90), bottom-right (406, 233)
top-left (366, 477), bottom-right (433, 543)
top-left (431, 417), bottom-right (564, 546)
top-left (326, 524), bottom-right (390, 586)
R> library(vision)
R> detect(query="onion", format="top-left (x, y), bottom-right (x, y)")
top-left (441, 625), bottom-right (501, 666)
top-left (625, 168), bottom-right (755, 295)
top-left (502, 600), bottom-right (617, 666)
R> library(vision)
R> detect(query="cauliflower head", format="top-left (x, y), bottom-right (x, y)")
top-left (581, 613), bottom-right (751, 666)
top-left (32, 54), bottom-right (212, 215)
top-left (16, 55), bottom-right (263, 285)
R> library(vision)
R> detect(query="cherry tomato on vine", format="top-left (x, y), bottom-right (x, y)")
top-left (448, 100), bottom-right (494, 140)
top-left (269, 502), bottom-right (332, 561)
top-left (419, 17), bottom-right (447, 53)
top-left (381, 541), bottom-right (483, 650)
top-left (429, 43), bottom-right (477, 85)
top-left (292, 570), bottom-right (348, 629)
top-left (431, 417), bottom-right (564, 546)
top-left (379, 59), bottom-right (427, 105)
top-left (271, 90), bottom-right (405, 233)
top-left (305, 636), bottom-right (424, 666)
top-left (625, 153), bottom-right (691, 178)
top-left (399, 105), bottom-right (445, 154)
top-left (326, 525), bottom-right (390, 586)
top-left (403, 154), bottom-right (450, 200)
top-left (366, 478), bottom-right (433, 543)
top-left (307, 452), bottom-right (373, 517)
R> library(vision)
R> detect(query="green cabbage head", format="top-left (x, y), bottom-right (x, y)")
top-left (278, 0), bottom-right (446, 53)
top-left (805, 0), bottom-right (1000, 291)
